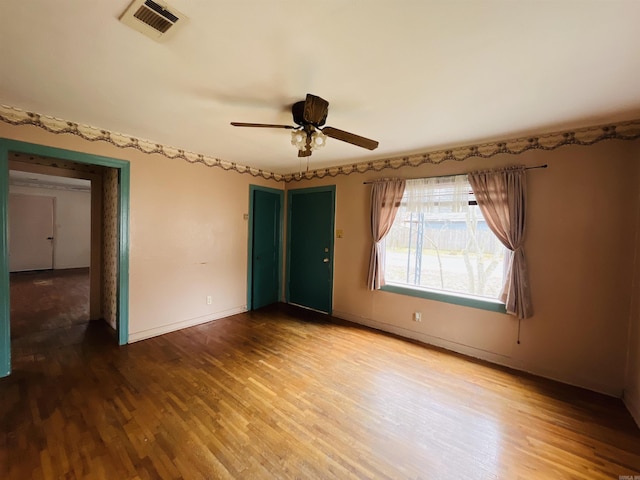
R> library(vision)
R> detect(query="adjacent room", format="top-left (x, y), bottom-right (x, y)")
top-left (1, 1), bottom-right (640, 478)
top-left (8, 169), bottom-right (92, 363)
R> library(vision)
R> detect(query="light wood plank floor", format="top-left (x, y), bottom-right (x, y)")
top-left (1, 298), bottom-right (640, 478)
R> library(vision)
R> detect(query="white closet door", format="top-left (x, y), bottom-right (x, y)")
top-left (9, 193), bottom-right (54, 272)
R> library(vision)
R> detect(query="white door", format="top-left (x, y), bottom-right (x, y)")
top-left (9, 193), bottom-right (55, 272)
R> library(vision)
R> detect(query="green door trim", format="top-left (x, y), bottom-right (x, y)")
top-left (0, 138), bottom-right (130, 377)
top-left (286, 185), bottom-right (336, 314)
top-left (0, 143), bottom-right (9, 378)
top-left (247, 185), bottom-right (284, 310)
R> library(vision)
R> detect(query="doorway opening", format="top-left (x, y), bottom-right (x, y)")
top-left (0, 139), bottom-right (130, 377)
top-left (9, 169), bottom-right (93, 363)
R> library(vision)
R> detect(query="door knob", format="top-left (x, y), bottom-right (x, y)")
top-left (323, 258), bottom-right (329, 263)
top-left (47, 237), bottom-right (54, 240)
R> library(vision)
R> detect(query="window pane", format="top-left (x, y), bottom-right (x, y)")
top-left (384, 177), bottom-right (506, 299)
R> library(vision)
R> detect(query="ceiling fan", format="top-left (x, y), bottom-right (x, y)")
top-left (231, 94), bottom-right (379, 157)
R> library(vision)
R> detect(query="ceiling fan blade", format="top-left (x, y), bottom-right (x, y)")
top-left (303, 94), bottom-right (329, 126)
top-left (322, 126), bottom-right (379, 150)
top-left (231, 122), bottom-right (295, 129)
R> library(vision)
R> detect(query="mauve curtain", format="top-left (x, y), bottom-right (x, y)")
top-left (468, 166), bottom-right (532, 319)
top-left (367, 179), bottom-right (406, 290)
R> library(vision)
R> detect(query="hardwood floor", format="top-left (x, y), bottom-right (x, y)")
top-left (1, 298), bottom-right (640, 479)
top-left (9, 268), bottom-right (90, 365)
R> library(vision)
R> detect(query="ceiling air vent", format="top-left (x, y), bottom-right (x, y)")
top-left (120, 0), bottom-right (187, 42)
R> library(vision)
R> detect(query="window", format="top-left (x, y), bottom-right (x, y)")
top-left (383, 175), bottom-right (507, 300)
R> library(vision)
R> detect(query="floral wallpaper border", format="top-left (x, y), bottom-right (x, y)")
top-left (0, 105), bottom-right (284, 181)
top-left (2, 104), bottom-right (639, 183)
top-left (284, 120), bottom-right (640, 182)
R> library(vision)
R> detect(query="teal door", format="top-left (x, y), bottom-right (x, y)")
top-left (249, 187), bottom-right (283, 310)
top-left (287, 186), bottom-right (335, 313)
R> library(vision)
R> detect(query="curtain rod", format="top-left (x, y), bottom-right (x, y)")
top-left (362, 164), bottom-right (548, 184)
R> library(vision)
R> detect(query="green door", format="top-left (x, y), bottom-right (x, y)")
top-left (250, 187), bottom-right (282, 310)
top-left (287, 186), bottom-right (335, 313)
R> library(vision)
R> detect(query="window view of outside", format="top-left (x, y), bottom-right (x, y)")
top-left (384, 176), bottom-right (507, 299)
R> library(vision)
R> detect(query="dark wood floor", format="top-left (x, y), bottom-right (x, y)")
top-left (9, 268), bottom-right (90, 365)
top-left (2, 272), bottom-right (640, 479)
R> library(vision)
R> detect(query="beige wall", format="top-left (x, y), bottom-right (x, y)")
top-left (127, 148), bottom-right (279, 340)
top-left (292, 140), bottom-right (640, 397)
top-left (9, 185), bottom-right (91, 270)
top-left (0, 122), bottom-right (281, 341)
top-left (626, 159), bottom-right (640, 426)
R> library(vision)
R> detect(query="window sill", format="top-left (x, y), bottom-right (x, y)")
top-left (379, 283), bottom-right (507, 314)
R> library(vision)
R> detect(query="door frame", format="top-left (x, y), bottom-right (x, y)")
top-left (0, 138), bottom-right (130, 377)
top-left (246, 185), bottom-right (284, 310)
top-left (286, 185), bottom-right (336, 313)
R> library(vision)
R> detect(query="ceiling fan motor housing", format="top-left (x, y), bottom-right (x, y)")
top-left (292, 98), bottom-right (327, 127)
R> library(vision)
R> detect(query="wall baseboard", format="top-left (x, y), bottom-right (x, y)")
top-left (332, 310), bottom-right (623, 398)
top-left (128, 306), bottom-right (246, 343)
top-left (333, 309), bottom-right (512, 364)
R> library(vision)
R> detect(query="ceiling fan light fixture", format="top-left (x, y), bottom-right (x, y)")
top-left (291, 130), bottom-right (307, 150)
top-left (311, 130), bottom-right (327, 151)
top-left (232, 93), bottom-right (379, 157)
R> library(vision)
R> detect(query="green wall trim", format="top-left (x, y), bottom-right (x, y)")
top-left (380, 284), bottom-right (507, 314)
top-left (0, 144), bottom-right (10, 376)
top-left (118, 165), bottom-right (130, 345)
top-left (287, 185), bottom-right (337, 195)
top-left (0, 138), bottom-right (131, 376)
top-left (285, 185), bottom-right (336, 313)
top-left (247, 185), bottom-right (284, 310)
top-left (0, 139), bottom-right (130, 169)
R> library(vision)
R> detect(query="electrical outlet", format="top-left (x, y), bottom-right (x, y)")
top-left (414, 312), bottom-right (422, 322)
top-left (206, 295), bottom-right (212, 305)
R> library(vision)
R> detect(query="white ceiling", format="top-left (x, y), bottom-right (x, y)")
top-left (1, 1), bottom-right (639, 175)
